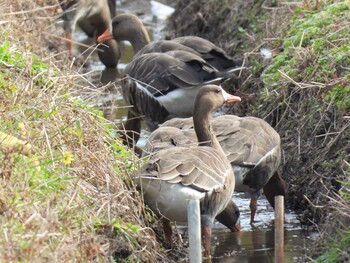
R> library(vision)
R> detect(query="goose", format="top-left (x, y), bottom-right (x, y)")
top-left (146, 115), bottom-right (286, 226)
top-left (59, 0), bottom-right (120, 68)
top-left (97, 13), bottom-right (244, 146)
top-left (140, 124), bottom-right (241, 233)
top-left (119, 50), bottom-right (241, 147)
top-left (97, 13), bottom-right (241, 71)
top-left (135, 85), bottom-right (241, 257)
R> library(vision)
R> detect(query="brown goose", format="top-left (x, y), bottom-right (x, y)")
top-left (148, 115), bottom-right (286, 226)
top-left (97, 13), bottom-right (243, 146)
top-left (141, 125), bottom-right (241, 233)
top-left (136, 85), bottom-right (241, 257)
top-left (59, 0), bottom-right (120, 68)
top-left (97, 13), bottom-right (241, 71)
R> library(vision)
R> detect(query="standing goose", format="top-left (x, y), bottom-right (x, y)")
top-left (97, 14), bottom-right (243, 146)
top-left (150, 115), bottom-right (286, 226)
top-left (141, 125), bottom-right (241, 233)
top-left (136, 85), bottom-right (241, 257)
top-left (59, 0), bottom-right (120, 68)
top-left (97, 13), bottom-right (241, 71)
top-left (119, 50), bottom-right (239, 147)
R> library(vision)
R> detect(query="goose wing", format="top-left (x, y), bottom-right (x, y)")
top-left (124, 52), bottom-right (220, 97)
top-left (212, 116), bottom-right (281, 166)
top-left (142, 126), bottom-right (197, 157)
top-left (172, 36), bottom-right (239, 70)
top-left (161, 115), bottom-right (281, 167)
top-left (161, 117), bottom-right (195, 129)
top-left (135, 40), bottom-right (201, 57)
top-left (140, 147), bottom-right (232, 192)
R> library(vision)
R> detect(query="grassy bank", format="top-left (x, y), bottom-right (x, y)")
top-left (0, 1), bottom-right (162, 261)
top-left (258, 1), bottom-right (350, 261)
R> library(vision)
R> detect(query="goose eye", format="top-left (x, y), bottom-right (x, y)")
top-left (111, 20), bottom-right (118, 29)
top-left (215, 89), bottom-right (221, 94)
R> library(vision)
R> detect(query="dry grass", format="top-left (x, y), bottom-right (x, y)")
top-left (0, 0), bottom-right (165, 262)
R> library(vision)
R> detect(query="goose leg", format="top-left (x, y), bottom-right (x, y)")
top-left (249, 197), bottom-right (258, 226)
top-left (202, 225), bottom-right (212, 258)
top-left (65, 32), bottom-right (73, 58)
top-left (263, 171), bottom-right (286, 209)
top-left (201, 215), bottom-right (214, 258)
top-left (120, 110), bottom-right (141, 149)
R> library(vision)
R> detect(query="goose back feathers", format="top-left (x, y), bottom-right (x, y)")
top-left (153, 114), bottom-right (285, 225)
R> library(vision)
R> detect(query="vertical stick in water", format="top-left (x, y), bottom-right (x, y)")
top-left (275, 195), bottom-right (284, 263)
top-left (188, 199), bottom-right (201, 263)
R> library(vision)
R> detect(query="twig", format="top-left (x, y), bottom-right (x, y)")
top-left (278, 70), bottom-right (303, 89)
top-left (46, 33), bottom-right (105, 53)
top-left (0, 4), bottom-right (59, 17)
top-left (303, 195), bottom-right (324, 210)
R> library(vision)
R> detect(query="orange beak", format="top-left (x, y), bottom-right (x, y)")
top-left (97, 29), bottom-right (114, 43)
top-left (226, 94), bottom-right (241, 104)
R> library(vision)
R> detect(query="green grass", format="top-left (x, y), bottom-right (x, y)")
top-left (262, 2), bottom-right (350, 111)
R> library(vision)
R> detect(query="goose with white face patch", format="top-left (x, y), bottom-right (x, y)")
top-left (135, 85), bottom-right (241, 257)
top-left (150, 114), bottom-right (286, 227)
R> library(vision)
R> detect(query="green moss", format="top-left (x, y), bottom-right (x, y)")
top-left (326, 85), bottom-right (350, 111)
top-left (262, 2), bottom-right (350, 111)
top-left (0, 40), bottom-right (25, 68)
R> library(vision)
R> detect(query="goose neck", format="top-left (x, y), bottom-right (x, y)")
top-left (193, 115), bottom-right (212, 146)
top-left (193, 100), bottom-right (226, 157)
top-left (130, 30), bottom-right (151, 53)
top-left (193, 110), bottom-right (222, 153)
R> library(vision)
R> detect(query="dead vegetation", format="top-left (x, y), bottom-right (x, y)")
top-left (0, 0), bottom-right (166, 262)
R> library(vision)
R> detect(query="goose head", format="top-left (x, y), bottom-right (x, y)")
top-left (194, 84), bottom-right (241, 111)
top-left (216, 200), bottom-right (241, 232)
top-left (60, 0), bottom-right (120, 67)
top-left (193, 85), bottom-right (241, 148)
top-left (97, 13), bottom-right (151, 53)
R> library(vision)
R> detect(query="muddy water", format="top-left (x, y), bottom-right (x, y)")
top-left (71, 1), bottom-right (317, 262)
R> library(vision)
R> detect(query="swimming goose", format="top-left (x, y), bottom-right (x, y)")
top-left (151, 115), bottom-right (286, 226)
top-left (97, 14), bottom-right (243, 146)
top-left (135, 85), bottom-right (241, 257)
top-left (59, 0), bottom-right (120, 68)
